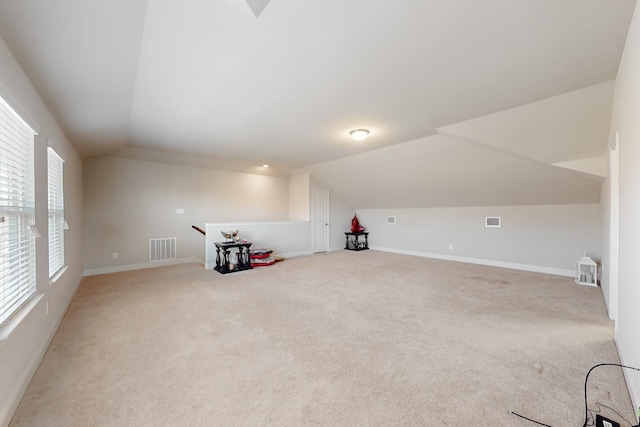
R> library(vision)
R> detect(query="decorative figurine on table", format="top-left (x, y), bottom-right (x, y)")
top-left (351, 214), bottom-right (365, 233)
top-left (220, 230), bottom-right (238, 243)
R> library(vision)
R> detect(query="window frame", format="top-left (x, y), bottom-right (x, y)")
top-left (0, 95), bottom-right (37, 326)
top-left (47, 146), bottom-right (65, 279)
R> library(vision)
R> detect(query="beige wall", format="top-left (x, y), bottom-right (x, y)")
top-left (289, 173), bottom-right (310, 221)
top-left (83, 156), bottom-right (290, 272)
top-left (608, 2), bottom-right (640, 415)
top-left (0, 37), bottom-right (84, 426)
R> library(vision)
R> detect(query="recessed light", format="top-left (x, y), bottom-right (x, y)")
top-left (262, 164), bottom-right (269, 168)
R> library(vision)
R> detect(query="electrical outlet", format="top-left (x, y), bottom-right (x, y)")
top-left (45, 301), bottom-right (49, 315)
top-left (176, 208), bottom-right (185, 214)
top-left (112, 252), bottom-right (118, 259)
top-left (596, 415), bottom-right (620, 427)
top-left (448, 244), bottom-right (453, 250)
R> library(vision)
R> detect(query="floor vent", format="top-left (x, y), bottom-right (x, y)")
top-left (149, 238), bottom-right (177, 262)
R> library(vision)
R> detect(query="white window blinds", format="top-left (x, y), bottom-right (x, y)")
top-left (48, 147), bottom-right (65, 278)
top-left (0, 96), bottom-right (36, 326)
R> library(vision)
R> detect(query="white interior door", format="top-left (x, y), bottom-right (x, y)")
top-left (311, 189), bottom-right (330, 253)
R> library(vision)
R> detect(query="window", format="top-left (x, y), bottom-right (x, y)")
top-left (48, 147), bottom-right (65, 278)
top-left (0, 96), bottom-right (36, 326)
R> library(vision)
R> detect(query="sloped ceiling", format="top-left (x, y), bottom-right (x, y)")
top-left (0, 0), bottom-right (147, 155)
top-left (296, 82), bottom-right (610, 208)
top-left (0, 0), bottom-right (635, 175)
top-left (299, 133), bottom-right (604, 209)
top-left (438, 81), bottom-right (615, 164)
top-left (0, 1), bottom-right (635, 208)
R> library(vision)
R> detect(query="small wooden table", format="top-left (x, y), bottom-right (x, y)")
top-left (344, 232), bottom-right (369, 251)
top-left (214, 241), bottom-right (253, 274)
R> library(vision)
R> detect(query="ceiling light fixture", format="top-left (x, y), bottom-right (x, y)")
top-left (350, 129), bottom-right (369, 141)
top-left (262, 164), bottom-right (269, 168)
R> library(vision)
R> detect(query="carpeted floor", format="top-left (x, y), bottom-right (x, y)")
top-left (10, 250), bottom-right (635, 426)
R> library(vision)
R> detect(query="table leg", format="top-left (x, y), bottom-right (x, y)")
top-left (223, 249), bottom-right (230, 271)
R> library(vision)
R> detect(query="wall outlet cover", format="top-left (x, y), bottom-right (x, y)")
top-left (596, 414), bottom-right (620, 427)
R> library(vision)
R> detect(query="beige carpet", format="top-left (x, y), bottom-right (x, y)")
top-left (10, 251), bottom-right (635, 426)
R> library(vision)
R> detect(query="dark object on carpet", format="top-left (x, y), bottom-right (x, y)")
top-left (595, 414), bottom-right (620, 427)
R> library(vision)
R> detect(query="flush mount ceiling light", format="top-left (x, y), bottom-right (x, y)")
top-left (350, 129), bottom-right (369, 142)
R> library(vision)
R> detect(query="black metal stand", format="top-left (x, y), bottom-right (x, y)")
top-left (214, 241), bottom-right (253, 274)
top-left (344, 232), bottom-right (369, 251)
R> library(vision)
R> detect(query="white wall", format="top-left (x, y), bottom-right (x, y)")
top-left (0, 37), bottom-right (84, 426)
top-left (608, 2), bottom-right (640, 416)
top-left (83, 156), bottom-right (290, 273)
top-left (357, 204), bottom-right (601, 276)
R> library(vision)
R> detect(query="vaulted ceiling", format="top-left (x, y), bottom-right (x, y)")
top-left (0, 0), bottom-right (634, 169)
top-left (0, 0), bottom-right (635, 180)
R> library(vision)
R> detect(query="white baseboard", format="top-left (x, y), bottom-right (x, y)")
top-left (83, 257), bottom-right (202, 277)
top-left (370, 246), bottom-right (575, 277)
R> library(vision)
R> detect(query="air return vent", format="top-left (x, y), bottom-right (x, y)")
top-left (149, 238), bottom-right (176, 262)
top-left (485, 217), bottom-right (501, 228)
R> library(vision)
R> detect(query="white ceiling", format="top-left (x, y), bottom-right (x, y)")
top-left (0, 0), bottom-right (635, 178)
top-left (439, 81), bottom-right (616, 165)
